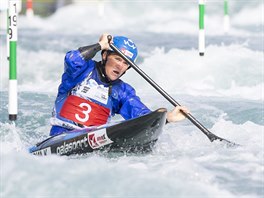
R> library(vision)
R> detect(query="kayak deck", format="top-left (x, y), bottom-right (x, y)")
top-left (29, 108), bottom-right (167, 156)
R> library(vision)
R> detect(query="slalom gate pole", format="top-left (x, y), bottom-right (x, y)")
top-left (26, 0), bottom-right (34, 18)
top-left (199, 0), bottom-right (205, 56)
top-left (7, 8), bottom-right (9, 60)
top-left (8, 0), bottom-right (18, 121)
top-left (107, 35), bottom-right (238, 147)
top-left (224, 0), bottom-right (230, 33)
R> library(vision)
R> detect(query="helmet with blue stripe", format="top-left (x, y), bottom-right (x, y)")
top-left (111, 36), bottom-right (138, 63)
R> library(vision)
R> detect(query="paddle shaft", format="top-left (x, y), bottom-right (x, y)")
top-left (107, 35), bottom-right (235, 144)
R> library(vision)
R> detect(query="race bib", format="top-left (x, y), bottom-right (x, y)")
top-left (74, 79), bottom-right (109, 105)
top-left (60, 95), bottom-right (110, 127)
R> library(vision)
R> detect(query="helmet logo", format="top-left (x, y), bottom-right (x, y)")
top-left (121, 48), bottom-right (134, 59)
top-left (124, 39), bottom-right (136, 50)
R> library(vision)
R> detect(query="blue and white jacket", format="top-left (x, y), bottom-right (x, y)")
top-left (50, 46), bottom-right (151, 136)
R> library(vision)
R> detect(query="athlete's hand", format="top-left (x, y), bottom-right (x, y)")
top-left (166, 106), bottom-right (190, 123)
top-left (99, 33), bottom-right (112, 51)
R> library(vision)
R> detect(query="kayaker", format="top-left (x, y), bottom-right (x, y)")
top-left (49, 33), bottom-right (189, 136)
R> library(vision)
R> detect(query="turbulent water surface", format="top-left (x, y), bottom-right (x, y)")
top-left (0, 1), bottom-right (263, 198)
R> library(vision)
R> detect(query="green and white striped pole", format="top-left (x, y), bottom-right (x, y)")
top-left (8, 0), bottom-right (18, 121)
top-left (199, 0), bottom-right (205, 56)
top-left (7, 8), bottom-right (9, 60)
top-left (224, 0), bottom-right (230, 33)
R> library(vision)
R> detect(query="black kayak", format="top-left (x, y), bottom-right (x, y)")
top-left (29, 108), bottom-right (167, 156)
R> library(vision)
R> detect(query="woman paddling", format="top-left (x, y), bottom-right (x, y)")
top-left (49, 33), bottom-right (189, 136)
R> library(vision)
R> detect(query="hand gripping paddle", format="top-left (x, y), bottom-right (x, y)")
top-left (107, 35), bottom-right (238, 147)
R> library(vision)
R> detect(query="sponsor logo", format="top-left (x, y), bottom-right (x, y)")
top-left (124, 39), bottom-right (136, 49)
top-left (56, 136), bottom-right (89, 155)
top-left (88, 129), bottom-right (113, 149)
top-left (32, 147), bottom-right (51, 156)
top-left (121, 48), bottom-right (134, 59)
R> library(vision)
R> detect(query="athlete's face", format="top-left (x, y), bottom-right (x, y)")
top-left (103, 53), bottom-right (129, 81)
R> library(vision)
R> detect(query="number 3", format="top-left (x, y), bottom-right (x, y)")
top-left (75, 103), bottom-right (92, 122)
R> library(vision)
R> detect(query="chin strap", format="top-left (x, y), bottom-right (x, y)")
top-left (97, 61), bottom-right (109, 82)
top-left (96, 62), bottom-right (113, 96)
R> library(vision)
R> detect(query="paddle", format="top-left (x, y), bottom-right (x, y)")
top-left (107, 35), bottom-right (238, 147)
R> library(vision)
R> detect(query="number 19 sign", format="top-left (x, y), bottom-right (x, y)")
top-left (8, 0), bottom-right (18, 121)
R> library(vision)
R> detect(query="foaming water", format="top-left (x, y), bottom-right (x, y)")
top-left (0, 1), bottom-right (263, 197)
top-left (18, 1), bottom-right (263, 36)
top-left (0, 40), bottom-right (262, 100)
top-left (125, 44), bottom-right (263, 100)
top-left (1, 107), bottom-right (263, 197)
